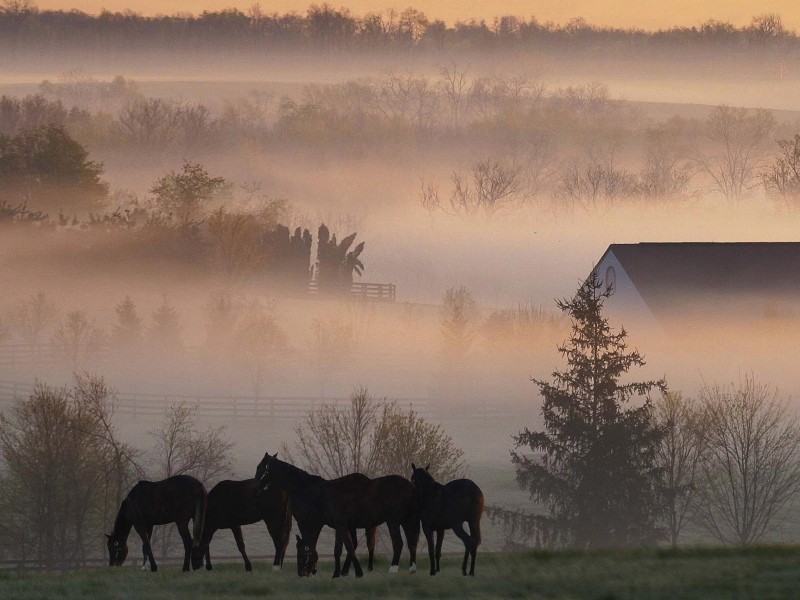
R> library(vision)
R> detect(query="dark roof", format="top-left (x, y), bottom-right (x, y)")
top-left (600, 242), bottom-right (800, 315)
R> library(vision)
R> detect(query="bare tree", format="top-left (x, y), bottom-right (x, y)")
top-left (148, 403), bottom-right (234, 560)
top-left (285, 386), bottom-right (379, 479)
top-left (0, 376), bottom-right (141, 568)
top-left (52, 310), bottom-right (105, 372)
top-left (205, 207), bottom-right (265, 283)
top-left (761, 133), bottom-right (800, 208)
top-left (9, 291), bottom-right (59, 357)
top-left (695, 105), bottom-right (775, 202)
top-left (422, 159), bottom-right (525, 219)
top-left (232, 301), bottom-right (290, 398)
top-left (695, 375), bottom-right (800, 546)
top-left (654, 391), bottom-right (708, 548)
top-left (441, 285), bottom-right (478, 364)
top-left (439, 62), bottom-right (470, 128)
top-left (310, 316), bottom-right (356, 397)
top-left (284, 387), bottom-right (465, 480)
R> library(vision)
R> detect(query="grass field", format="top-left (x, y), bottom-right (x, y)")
top-left (2, 546), bottom-right (799, 600)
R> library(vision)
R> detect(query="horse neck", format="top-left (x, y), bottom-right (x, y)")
top-left (274, 460), bottom-right (323, 496)
top-left (112, 500), bottom-right (133, 540)
top-left (420, 478), bottom-right (444, 504)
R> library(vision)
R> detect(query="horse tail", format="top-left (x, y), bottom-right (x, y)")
top-left (472, 490), bottom-right (484, 547)
top-left (192, 487), bottom-right (208, 550)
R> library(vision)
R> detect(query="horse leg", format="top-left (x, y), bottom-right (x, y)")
top-left (134, 522), bottom-right (157, 572)
top-left (341, 528), bottom-right (357, 577)
top-left (367, 527), bottom-right (377, 572)
top-left (140, 524), bottom-right (153, 571)
top-left (402, 518), bottom-right (419, 574)
top-left (176, 520), bottom-right (194, 572)
top-left (467, 518), bottom-right (479, 576)
top-left (205, 545), bottom-right (212, 571)
top-left (435, 529), bottom-right (445, 573)
top-left (422, 525), bottom-right (436, 576)
top-left (387, 523), bottom-right (403, 573)
top-left (340, 529), bottom-right (363, 578)
top-left (332, 531), bottom-right (343, 578)
top-left (264, 517), bottom-right (283, 571)
top-left (451, 523), bottom-right (474, 576)
top-left (231, 526), bottom-right (252, 572)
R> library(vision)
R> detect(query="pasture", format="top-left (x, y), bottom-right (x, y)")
top-left (1, 547), bottom-right (797, 600)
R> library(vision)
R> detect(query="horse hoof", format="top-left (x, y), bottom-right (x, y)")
top-left (388, 565), bottom-right (398, 574)
top-left (355, 573), bottom-right (363, 579)
top-left (409, 563), bottom-right (417, 574)
top-left (141, 565), bottom-right (147, 572)
top-left (272, 565), bottom-right (280, 572)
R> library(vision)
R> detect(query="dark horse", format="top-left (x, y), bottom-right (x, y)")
top-left (411, 464), bottom-right (484, 576)
top-left (107, 474), bottom-right (207, 572)
top-left (295, 528), bottom-right (376, 578)
top-left (255, 452), bottom-right (419, 578)
top-left (191, 479), bottom-right (292, 571)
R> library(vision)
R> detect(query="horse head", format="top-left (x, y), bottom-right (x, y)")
top-left (254, 451), bottom-right (278, 496)
top-left (106, 532), bottom-right (129, 567)
top-left (190, 543), bottom-right (205, 570)
top-left (295, 534), bottom-right (318, 577)
top-left (411, 462), bottom-right (434, 493)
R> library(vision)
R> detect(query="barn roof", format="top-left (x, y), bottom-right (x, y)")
top-left (599, 242), bottom-right (800, 316)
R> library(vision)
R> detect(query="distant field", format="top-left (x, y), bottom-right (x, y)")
top-left (2, 546), bottom-right (799, 600)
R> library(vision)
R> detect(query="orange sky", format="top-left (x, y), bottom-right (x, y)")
top-left (33, 1), bottom-right (800, 30)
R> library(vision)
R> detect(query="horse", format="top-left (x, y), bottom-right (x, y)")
top-left (254, 452), bottom-right (419, 578)
top-left (191, 479), bottom-right (292, 572)
top-left (106, 474), bottom-right (207, 572)
top-left (410, 463), bottom-right (484, 576)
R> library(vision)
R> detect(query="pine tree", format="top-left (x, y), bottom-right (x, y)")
top-left (512, 270), bottom-right (666, 548)
top-left (148, 295), bottom-right (182, 352)
top-left (112, 296), bottom-right (142, 350)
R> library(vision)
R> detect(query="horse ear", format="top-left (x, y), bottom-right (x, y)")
top-left (105, 534), bottom-right (111, 539)
top-left (425, 464), bottom-right (430, 471)
top-left (411, 462), bottom-right (416, 471)
top-left (273, 452), bottom-right (278, 458)
top-left (296, 534), bottom-right (301, 541)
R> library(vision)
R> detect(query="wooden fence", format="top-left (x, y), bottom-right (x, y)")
top-left (0, 379), bottom-right (522, 423)
top-left (308, 281), bottom-right (396, 301)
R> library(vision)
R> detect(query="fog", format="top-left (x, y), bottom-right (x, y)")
top-left (4, 8), bottom-right (800, 559)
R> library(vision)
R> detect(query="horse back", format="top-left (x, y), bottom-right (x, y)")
top-left (128, 475), bottom-right (205, 526)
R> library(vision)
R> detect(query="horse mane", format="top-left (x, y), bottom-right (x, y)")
top-left (274, 457), bottom-right (325, 486)
top-left (112, 498), bottom-right (131, 536)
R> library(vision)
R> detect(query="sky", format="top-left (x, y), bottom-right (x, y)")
top-left (32, 1), bottom-right (800, 30)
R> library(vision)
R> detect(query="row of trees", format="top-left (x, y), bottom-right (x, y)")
top-left (0, 374), bottom-right (233, 567)
top-left (489, 273), bottom-right (800, 549)
top-left (0, 3), bottom-right (794, 59)
top-left (0, 132), bottom-right (367, 287)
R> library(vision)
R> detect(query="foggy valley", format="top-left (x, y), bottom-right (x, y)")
top-left (3, 4), bottom-right (800, 592)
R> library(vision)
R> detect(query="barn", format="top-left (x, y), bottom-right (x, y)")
top-left (593, 242), bottom-right (800, 326)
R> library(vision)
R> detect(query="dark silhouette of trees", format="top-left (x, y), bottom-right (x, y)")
top-left (0, 124), bottom-right (108, 213)
top-left (149, 162), bottom-right (229, 226)
top-left (314, 224), bottom-right (364, 294)
top-left (263, 224), bottom-right (313, 293)
top-left (148, 295), bottom-right (182, 353)
top-left (512, 270), bottom-right (666, 548)
top-left (762, 133), bottom-right (800, 207)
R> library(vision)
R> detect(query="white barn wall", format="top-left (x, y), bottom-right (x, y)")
top-left (595, 250), bottom-right (658, 329)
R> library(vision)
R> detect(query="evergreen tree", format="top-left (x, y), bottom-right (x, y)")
top-left (148, 295), bottom-right (182, 352)
top-left (111, 296), bottom-right (142, 350)
top-left (512, 270), bottom-right (666, 548)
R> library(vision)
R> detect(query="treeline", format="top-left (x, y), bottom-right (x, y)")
top-left (0, 5), bottom-right (794, 62)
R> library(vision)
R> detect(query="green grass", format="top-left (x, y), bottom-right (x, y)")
top-left (1, 547), bottom-right (799, 600)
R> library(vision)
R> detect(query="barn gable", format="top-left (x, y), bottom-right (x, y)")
top-left (593, 242), bottom-right (800, 323)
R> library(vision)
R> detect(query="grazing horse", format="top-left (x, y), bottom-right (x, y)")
top-left (254, 453), bottom-right (419, 578)
top-left (191, 479), bottom-right (292, 572)
top-left (411, 464), bottom-right (484, 576)
top-left (106, 474), bottom-right (207, 572)
top-left (294, 528), bottom-right (377, 578)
